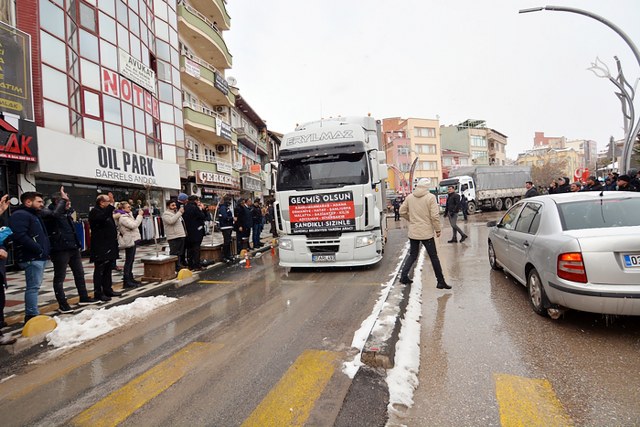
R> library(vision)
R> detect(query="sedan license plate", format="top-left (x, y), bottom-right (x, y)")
top-left (312, 253), bottom-right (336, 262)
top-left (623, 253), bottom-right (640, 268)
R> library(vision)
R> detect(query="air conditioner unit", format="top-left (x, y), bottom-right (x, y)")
top-left (216, 144), bottom-right (229, 153)
top-left (189, 182), bottom-right (201, 197)
top-left (214, 106), bottom-right (225, 113)
top-left (186, 140), bottom-right (194, 150)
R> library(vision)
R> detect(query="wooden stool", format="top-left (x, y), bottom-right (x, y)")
top-left (141, 255), bottom-right (178, 281)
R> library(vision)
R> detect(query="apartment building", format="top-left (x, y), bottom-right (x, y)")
top-left (440, 119), bottom-right (509, 167)
top-left (382, 117), bottom-right (442, 190)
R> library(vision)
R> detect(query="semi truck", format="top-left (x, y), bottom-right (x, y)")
top-left (264, 116), bottom-right (388, 267)
top-left (438, 165), bottom-right (532, 214)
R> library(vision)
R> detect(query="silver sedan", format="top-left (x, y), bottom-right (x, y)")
top-left (487, 191), bottom-right (640, 317)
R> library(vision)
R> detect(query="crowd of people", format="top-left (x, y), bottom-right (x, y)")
top-left (524, 169), bottom-right (640, 197)
top-left (0, 187), bottom-right (277, 345)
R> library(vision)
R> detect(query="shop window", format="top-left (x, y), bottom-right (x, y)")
top-left (40, 31), bottom-right (66, 71)
top-left (104, 123), bottom-right (123, 148)
top-left (82, 88), bottom-right (101, 118)
top-left (71, 111), bottom-right (83, 137)
top-left (123, 128), bottom-right (135, 152)
top-left (79, 1), bottom-right (97, 33)
top-left (103, 95), bottom-right (121, 124)
top-left (42, 65), bottom-right (68, 104)
top-left (117, 23), bottom-right (129, 51)
top-left (100, 39), bottom-right (118, 69)
top-left (79, 29), bottom-right (99, 62)
top-left (40, 1), bottom-right (65, 39)
top-left (129, 8), bottom-right (140, 36)
top-left (130, 34), bottom-right (142, 60)
top-left (99, 12), bottom-right (116, 44)
top-left (121, 102), bottom-right (134, 129)
top-left (116, 0), bottom-right (128, 27)
top-left (43, 100), bottom-right (70, 134)
top-left (136, 132), bottom-right (146, 154)
top-left (99, 0), bottom-right (115, 17)
top-left (84, 117), bottom-right (104, 144)
top-left (80, 58), bottom-right (100, 89)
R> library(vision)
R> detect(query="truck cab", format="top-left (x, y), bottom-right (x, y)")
top-left (265, 116), bottom-right (388, 267)
top-left (438, 176), bottom-right (475, 212)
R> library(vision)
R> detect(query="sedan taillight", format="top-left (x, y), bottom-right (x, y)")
top-left (557, 252), bottom-right (588, 283)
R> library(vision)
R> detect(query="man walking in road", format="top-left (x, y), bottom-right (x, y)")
top-left (444, 186), bottom-right (468, 243)
top-left (524, 181), bottom-right (538, 198)
top-left (10, 192), bottom-right (53, 322)
top-left (44, 187), bottom-right (99, 313)
top-left (399, 178), bottom-right (451, 289)
top-left (89, 193), bottom-right (123, 302)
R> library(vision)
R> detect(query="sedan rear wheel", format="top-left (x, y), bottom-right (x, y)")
top-left (527, 268), bottom-right (548, 317)
top-left (488, 241), bottom-right (501, 271)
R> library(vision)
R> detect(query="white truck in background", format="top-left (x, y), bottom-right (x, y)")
top-left (438, 165), bottom-right (532, 214)
top-left (265, 116), bottom-right (388, 267)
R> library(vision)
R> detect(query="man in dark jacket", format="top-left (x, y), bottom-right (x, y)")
top-left (443, 186), bottom-right (468, 243)
top-left (250, 198), bottom-right (264, 249)
top-left (581, 176), bottom-right (603, 192)
top-left (524, 181), bottom-right (538, 198)
top-left (89, 193), bottom-right (122, 302)
top-left (0, 194), bottom-right (16, 344)
top-left (216, 196), bottom-right (234, 263)
top-left (555, 177), bottom-right (571, 193)
top-left (183, 195), bottom-right (206, 270)
top-left (9, 192), bottom-right (52, 322)
top-left (44, 187), bottom-right (99, 313)
top-left (616, 175), bottom-right (637, 192)
top-left (235, 198), bottom-right (252, 253)
top-left (392, 198), bottom-right (401, 221)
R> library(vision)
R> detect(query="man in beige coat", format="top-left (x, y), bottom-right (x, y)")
top-left (399, 178), bottom-right (451, 289)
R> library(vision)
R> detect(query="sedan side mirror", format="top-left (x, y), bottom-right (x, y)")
top-left (486, 220), bottom-right (498, 227)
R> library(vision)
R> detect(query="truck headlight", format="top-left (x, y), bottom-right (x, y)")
top-left (279, 238), bottom-right (293, 251)
top-left (355, 234), bottom-right (375, 248)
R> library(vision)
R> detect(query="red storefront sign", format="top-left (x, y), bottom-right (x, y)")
top-left (289, 191), bottom-right (356, 234)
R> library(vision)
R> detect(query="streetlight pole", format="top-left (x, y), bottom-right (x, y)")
top-left (520, 5), bottom-right (640, 173)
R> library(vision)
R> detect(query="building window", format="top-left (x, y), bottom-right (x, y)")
top-left (443, 157), bottom-right (453, 166)
top-left (419, 161), bottom-right (438, 170)
top-left (472, 150), bottom-right (487, 159)
top-left (397, 146), bottom-right (410, 155)
top-left (417, 144), bottom-right (437, 154)
top-left (414, 127), bottom-right (436, 137)
top-left (471, 135), bottom-right (487, 147)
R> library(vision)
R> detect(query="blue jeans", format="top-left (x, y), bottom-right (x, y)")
top-left (18, 260), bottom-right (46, 316)
top-left (252, 223), bottom-right (262, 247)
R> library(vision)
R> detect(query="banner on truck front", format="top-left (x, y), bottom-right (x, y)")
top-left (289, 191), bottom-right (356, 234)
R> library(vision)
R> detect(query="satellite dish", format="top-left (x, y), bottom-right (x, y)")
top-left (226, 76), bottom-right (237, 86)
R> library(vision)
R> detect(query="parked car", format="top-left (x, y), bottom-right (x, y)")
top-left (486, 192), bottom-right (640, 318)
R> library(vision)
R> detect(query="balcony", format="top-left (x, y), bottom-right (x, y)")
top-left (178, 3), bottom-right (232, 69)
top-left (180, 52), bottom-right (235, 107)
top-left (187, 0), bottom-right (231, 31)
top-left (235, 127), bottom-right (268, 155)
top-left (183, 102), bottom-right (232, 145)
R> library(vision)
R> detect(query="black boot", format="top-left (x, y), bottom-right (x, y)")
top-left (436, 282), bottom-right (452, 289)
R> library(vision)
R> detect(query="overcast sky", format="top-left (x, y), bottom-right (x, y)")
top-left (225, 1), bottom-right (640, 159)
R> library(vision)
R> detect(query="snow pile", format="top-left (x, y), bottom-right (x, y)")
top-left (387, 247), bottom-right (425, 415)
top-left (46, 296), bottom-right (177, 350)
top-left (342, 243), bottom-right (409, 378)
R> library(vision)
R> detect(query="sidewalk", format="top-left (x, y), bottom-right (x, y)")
top-left (2, 230), bottom-right (276, 331)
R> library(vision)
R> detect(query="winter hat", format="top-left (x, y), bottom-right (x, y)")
top-left (177, 192), bottom-right (188, 202)
top-left (416, 178), bottom-right (431, 188)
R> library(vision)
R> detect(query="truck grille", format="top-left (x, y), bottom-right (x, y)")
top-left (308, 245), bottom-right (340, 253)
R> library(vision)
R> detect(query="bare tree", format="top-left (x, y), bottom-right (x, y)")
top-left (531, 158), bottom-right (568, 193)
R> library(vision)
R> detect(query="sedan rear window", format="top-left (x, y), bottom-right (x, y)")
top-left (558, 197), bottom-right (640, 230)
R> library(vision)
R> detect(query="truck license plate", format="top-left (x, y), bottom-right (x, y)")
top-left (312, 254), bottom-right (336, 262)
top-left (623, 253), bottom-right (640, 268)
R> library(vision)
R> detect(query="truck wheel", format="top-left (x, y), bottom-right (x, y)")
top-left (504, 198), bottom-right (513, 210)
top-left (494, 198), bottom-right (503, 211)
top-left (467, 201), bottom-right (476, 215)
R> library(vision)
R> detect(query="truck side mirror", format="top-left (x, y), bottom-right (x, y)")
top-left (264, 163), bottom-right (273, 190)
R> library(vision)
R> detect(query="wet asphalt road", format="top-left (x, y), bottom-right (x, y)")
top-left (393, 211), bottom-right (640, 426)
top-left (0, 212), bottom-right (639, 426)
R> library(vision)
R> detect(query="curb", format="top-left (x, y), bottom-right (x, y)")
top-left (0, 243), bottom-right (273, 358)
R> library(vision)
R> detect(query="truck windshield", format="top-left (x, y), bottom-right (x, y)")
top-left (277, 152), bottom-right (369, 191)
